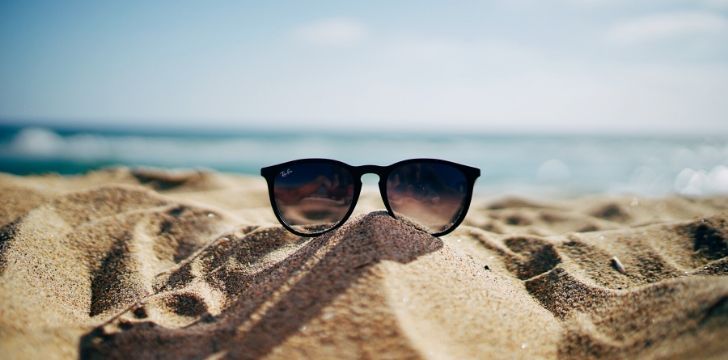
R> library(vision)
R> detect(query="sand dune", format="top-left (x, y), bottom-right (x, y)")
top-left (1, 168), bottom-right (727, 359)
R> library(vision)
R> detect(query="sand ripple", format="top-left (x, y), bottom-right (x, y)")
top-left (0, 169), bottom-right (726, 359)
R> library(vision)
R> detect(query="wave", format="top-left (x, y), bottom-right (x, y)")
top-left (1, 127), bottom-right (727, 196)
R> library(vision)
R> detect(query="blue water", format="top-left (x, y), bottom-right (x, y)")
top-left (1, 123), bottom-right (727, 197)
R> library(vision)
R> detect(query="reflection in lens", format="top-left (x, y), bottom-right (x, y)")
top-left (273, 162), bottom-right (355, 234)
top-left (386, 162), bottom-right (468, 233)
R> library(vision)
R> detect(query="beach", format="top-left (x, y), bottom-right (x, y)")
top-left (1, 167), bottom-right (727, 359)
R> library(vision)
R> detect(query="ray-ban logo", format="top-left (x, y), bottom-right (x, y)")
top-left (280, 168), bottom-right (293, 178)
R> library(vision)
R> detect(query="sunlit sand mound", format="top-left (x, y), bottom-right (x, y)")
top-left (0, 168), bottom-right (726, 359)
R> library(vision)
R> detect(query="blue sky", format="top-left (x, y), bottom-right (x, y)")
top-left (1, 0), bottom-right (727, 133)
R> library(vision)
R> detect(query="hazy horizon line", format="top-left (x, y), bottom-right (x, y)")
top-left (2, 117), bottom-right (727, 139)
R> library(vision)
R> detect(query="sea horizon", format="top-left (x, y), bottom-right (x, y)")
top-left (1, 121), bottom-right (726, 198)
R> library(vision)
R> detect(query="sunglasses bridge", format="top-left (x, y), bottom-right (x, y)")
top-left (351, 165), bottom-right (387, 180)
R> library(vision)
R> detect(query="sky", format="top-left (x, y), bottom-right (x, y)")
top-left (1, 0), bottom-right (727, 134)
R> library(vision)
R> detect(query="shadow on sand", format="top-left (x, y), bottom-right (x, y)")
top-left (80, 211), bottom-right (443, 359)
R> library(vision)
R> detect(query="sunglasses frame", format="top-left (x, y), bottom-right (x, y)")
top-left (260, 158), bottom-right (481, 237)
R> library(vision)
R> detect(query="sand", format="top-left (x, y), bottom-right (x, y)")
top-left (1, 167), bottom-right (727, 359)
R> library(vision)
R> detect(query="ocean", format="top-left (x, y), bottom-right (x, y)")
top-left (1, 123), bottom-right (726, 197)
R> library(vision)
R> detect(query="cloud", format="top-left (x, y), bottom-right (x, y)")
top-left (606, 11), bottom-right (728, 45)
top-left (293, 18), bottom-right (368, 47)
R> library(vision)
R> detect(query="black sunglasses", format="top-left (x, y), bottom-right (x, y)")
top-left (260, 159), bottom-right (481, 237)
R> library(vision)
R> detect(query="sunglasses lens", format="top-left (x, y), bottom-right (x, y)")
top-left (386, 162), bottom-right (469, 234)
top-left (273, 162), bottom-right (355, 234)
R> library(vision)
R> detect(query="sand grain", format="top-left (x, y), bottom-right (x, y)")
top-left (0, 168), bottom-right (726, 359)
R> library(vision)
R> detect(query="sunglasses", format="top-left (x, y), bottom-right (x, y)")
top-left (260, 159), bottom-right (481, 237)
